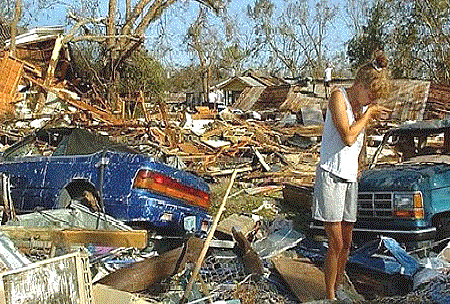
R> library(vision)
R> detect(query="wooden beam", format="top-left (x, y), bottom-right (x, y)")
top-left (252, 146), bottom-right (271, 171)
top-left (0, 226), bottom-right (148, 249)
top-left (23, 74), bottom-right (122, 124)
top-left (59, 229), bottom-right (147, 248)
top-left (181, 169), bottom-right (238, 303)
top-left (43, 35), bottom-right (63, 87)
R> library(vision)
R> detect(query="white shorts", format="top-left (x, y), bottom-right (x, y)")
top-left (312, 167), bottom-right (358, 222)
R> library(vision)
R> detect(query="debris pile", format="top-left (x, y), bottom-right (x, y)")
top-left (3, 25), bottom-right (450, 304)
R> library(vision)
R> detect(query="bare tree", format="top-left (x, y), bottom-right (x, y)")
top-left (186, 6), bottom-right (237, 105)
top-left (247, 0), bottom-right (338, 77)
top-left (348, 0), bottom-right (450, 84)
top-left (59, 0), bottom-right (226, 109)
top-left (344, 0), bottom-right (373, 37)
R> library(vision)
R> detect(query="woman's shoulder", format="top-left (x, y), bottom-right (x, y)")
top-left (330, 86), bottom-right (345, 100)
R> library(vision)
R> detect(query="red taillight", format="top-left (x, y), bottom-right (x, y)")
top-left (134, 170), bottom-right (210, 209)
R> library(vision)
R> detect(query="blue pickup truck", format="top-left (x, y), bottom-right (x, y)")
top-left (311, 120), bottom-right (450, 251)
top-left (0, 127), bottom-right (211, 236)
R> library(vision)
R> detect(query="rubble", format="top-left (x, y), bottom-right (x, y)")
top-left (2, 23), bottom-right (450, 304)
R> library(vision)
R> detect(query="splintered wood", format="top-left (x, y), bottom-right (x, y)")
top-left (0, 56), bottom-right (23, 114)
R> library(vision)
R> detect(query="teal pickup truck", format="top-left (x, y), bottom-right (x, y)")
top-left (311, 120), bottom-right (450, 251)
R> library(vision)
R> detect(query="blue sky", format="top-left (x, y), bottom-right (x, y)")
top-left (26, 0), bottom-right (360, 67)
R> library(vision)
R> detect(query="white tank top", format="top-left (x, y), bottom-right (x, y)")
top-left (319, 87), bottom-right (364, 182)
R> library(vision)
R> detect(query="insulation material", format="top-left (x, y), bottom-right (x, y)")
top-left (0, 251), bottom-right (93, 304)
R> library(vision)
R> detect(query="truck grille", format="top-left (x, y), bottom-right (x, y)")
top-left (358, 192), bottom-right (394, 219)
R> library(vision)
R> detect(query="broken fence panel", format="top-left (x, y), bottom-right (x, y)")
top-left (0, 251), bottom-right (93, 304)
top-left (0, 232), bottom-right (30, 271)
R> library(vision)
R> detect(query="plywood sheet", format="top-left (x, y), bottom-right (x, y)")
top-left (0, 57), bottom-right (23, 96)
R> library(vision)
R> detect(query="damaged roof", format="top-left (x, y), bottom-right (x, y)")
top-left (4, 26), bottom-right (64, 48)
top-left (216, 76), bottom-right (267, 90)
top-left (385, 79), bottom-right (431, 122)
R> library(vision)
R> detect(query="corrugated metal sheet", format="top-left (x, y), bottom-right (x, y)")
top-left (231, 86), bottom-right (265, 111)
top-left (253, 86), bottom-right (291, 111)
top-left (217, 76), bottom-right (266, 90)
top-left (385, 79), bottom-right (430, 122)
top-left (424, 83), bottom-right (450, 119)
top-left (281, 88), bottom-right (326, 112)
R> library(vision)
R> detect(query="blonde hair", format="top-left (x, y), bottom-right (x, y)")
top-left (355, 50), bottom-right (392, 100)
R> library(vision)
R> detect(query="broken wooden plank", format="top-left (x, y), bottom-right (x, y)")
top-left (0, 56), bottom-right (23, 114)
top-left (272, 255), bottom-right (327, 303)
top-left (44, 35), bottom-right (63, 86)
top-left (178, 154), bottom-right (216, 164)
top-left (0, 226), bottom-right (148, 249)
top-left (59, 229), bottom-right (147, 248)
top-left (207, 166), bottom-right (253, 177)
top-left (5, 55), bottom-right (41, 77)
top-left (244, 185), bottom-right (284, 195)
top-left (23, 74), bottom-right (121, 124)
top-left (181, 169), bottom-right (238, 303)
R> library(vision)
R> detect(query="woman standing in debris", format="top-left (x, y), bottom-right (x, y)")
top-left (312, 50), bottom-right (392, 301)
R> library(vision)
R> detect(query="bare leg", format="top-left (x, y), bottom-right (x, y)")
top-left (335, 221), bottom-right (354, 288)
top-left (324, 222), bottom-right (343, 299)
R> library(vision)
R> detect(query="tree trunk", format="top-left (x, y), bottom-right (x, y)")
top-left (107, 0), bottom-right (117, 49)
top-left (10, 0), bottom-right (21, 57)
top-left (126, 0), bottom-right (132, 20)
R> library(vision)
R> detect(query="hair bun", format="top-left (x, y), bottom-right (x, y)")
top-left (372, 50), bottom-right (388, 69)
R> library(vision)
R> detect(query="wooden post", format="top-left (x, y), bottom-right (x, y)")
top-left (180, 169), bottom-right (238, 304)
top-left (140, 91), bottom-right (149, 122)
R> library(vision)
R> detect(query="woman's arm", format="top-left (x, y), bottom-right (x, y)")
top-left (329, 89), bottom-right (388, 146)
